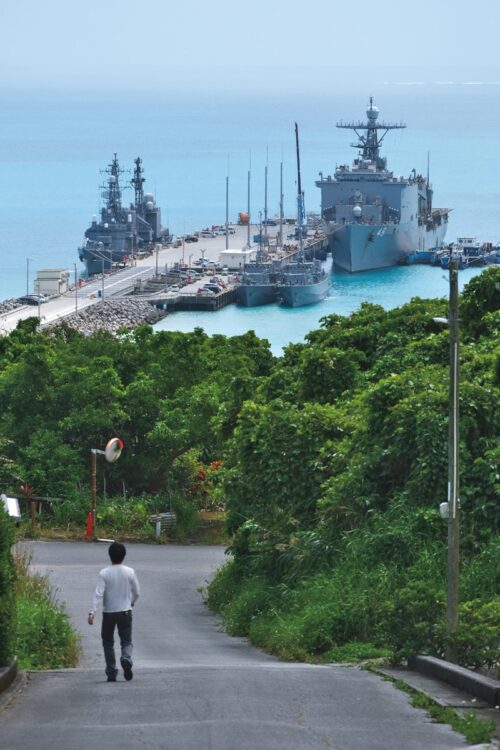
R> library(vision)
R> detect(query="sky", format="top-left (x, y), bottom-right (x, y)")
top-left (1, 0), bottom-right (500, 93)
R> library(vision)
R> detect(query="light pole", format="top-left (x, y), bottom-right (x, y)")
top-left (101, 260), bottom-right (105, 302)
top-left (74, 263), bottom-right (78, 314)
top-left (188, 253), bottom-right (193, 272)
top-left (26, 258), bottom-right (33, 295)
top-left (435, 259), bottom-right (460, 662)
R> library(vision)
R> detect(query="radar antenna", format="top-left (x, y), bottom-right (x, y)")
top-left (99, 154), bottom-right (129, 215)
top-left (336, 97), bottom-right (406, 169)
top-left (131, 157), bottom-right (145, 208)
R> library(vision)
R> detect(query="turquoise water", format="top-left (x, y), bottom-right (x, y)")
top-left (0, 85), bottom-right (497, 348)
top-left (154, 261), bottom-right (484, 353)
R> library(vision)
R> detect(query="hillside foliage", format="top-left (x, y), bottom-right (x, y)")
top-left (0, 267), bottom-right (498, 664)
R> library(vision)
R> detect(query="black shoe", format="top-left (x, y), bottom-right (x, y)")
top-left (107, 675), bottom-right (117, 682)
top-left (121, 658), bottom-right (133, 681)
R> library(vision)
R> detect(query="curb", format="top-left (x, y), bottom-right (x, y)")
top-left (409, 655), bottom-right (500, 707)
top-left (0, 657), bottom-right (18, 694)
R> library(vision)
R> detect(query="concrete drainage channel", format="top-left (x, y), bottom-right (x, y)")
top-left (409, 655), bottom-right (500, 707)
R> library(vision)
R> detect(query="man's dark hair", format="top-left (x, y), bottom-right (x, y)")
top-left (108, 542), bottom-right (126, 564)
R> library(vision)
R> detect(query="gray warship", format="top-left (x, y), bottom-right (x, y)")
top-left (238, 123), bottom-right (329, 307)
top-left (316, 99), bottom-right (449, 272)
top-left (78, 155), bottom-right (171, 276)
top-left (237, 257), bottom-right (281, 306)
top-left (276, 123), bottom-right (330, 306)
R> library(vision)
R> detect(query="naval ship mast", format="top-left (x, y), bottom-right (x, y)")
top-left (295, 122), bottom-right (305, 259)
top-left (131, 157), bottom-right (145, 208)
top-left (100, 154), bottom-right (128, 215)
top-left (337, 97), bottom-right (406, 170)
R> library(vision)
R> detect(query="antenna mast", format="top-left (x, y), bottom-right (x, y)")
top-left (100, 154), bottom-right (128, 215)
top-left (295, 123), bottom-right (305, 257)
top-left (131, 157), bottom-right (145, 208)
top-left (337, 97), bottom-right (406, 169)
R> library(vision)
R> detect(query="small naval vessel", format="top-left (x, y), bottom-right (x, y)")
top-left (236, 257), bottom-right (281, 307)
top-left (78, 155), bottom-right (171, 276)
top-left (316, 99), bottom-right (449, 272)
top-left (276, 123), bottom-right (330, 307)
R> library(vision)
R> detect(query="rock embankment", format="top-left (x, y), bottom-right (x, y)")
top-left (0, 299), bottom-right (23, 315)
top-left (49, 299), bottom-right (166, 336)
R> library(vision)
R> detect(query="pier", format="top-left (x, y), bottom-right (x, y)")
top-left (0, 223), bottom-right (330, 337)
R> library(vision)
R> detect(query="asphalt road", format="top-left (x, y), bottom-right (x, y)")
top-left (0, 542), bottom-right (468, 749)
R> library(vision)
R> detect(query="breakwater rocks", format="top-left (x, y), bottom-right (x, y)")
top-left (0, 299), bottom-right (23, 315)
top-left (49, 299), bottom-right (166, 336)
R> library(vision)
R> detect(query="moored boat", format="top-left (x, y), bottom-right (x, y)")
top-left (78, 155), bottom-right (171, 276)
top-left (276, 123), bottom-right (330, 307)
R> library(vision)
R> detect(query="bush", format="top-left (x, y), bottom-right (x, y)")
top-left (378, 579), bottom-right (446, 661)
top-left (169, 493), bottom-right (199, 542)
top-left (451, 598), bottom-right (500, 670)
top-left (0, 506), bottom-right (16, 666)
top-left (96, 497), bottom-right (151, 535)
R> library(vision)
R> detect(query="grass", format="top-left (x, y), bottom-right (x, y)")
top-left (16, 511), bottom-right (229, 546)
top-left (390, 677), bottom-right (497, 745)
top-left (14, 547), bottom-right (81, 670)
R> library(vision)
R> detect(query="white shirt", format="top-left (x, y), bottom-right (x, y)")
top-left (91, 564), bottom-right (140, 614)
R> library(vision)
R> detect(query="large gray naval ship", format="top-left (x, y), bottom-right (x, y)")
top-left (78, 155), bottom-right (171, 276)
top-left (316, 99), bottom-right (449, 272)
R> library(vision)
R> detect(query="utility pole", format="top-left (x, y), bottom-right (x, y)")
top-left (74, 263), bottom-right (78, 314)
top-left (26, 258), bottom-right (30, 295)
top-left (101, 260), bottom-right (105, 302)
top-left (445, 259), bottom-right (460, 661)
top-left (225, 173), bottom-right (229, 250)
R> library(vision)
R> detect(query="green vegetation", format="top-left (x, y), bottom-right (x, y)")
top-left (13, 548), bottom-right (80, 669)
top-left (0, 505), bottom-right (16, 666)
top-left (208, 267), bottom-right (500, 666)
top-left (0, 267), bottom-right (499, 668)
top-left (392, 678), bottom-right (496, 745)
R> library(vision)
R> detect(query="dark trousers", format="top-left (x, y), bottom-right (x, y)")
top-left (101, 610), bottom-right (133, 677)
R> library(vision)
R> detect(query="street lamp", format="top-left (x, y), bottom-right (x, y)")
top-left (433, 259), bottom-right (460, 662)
top-left (26, 258), bottom-right (34, 295)
top-left (74, 263), bottom-right (78, 314)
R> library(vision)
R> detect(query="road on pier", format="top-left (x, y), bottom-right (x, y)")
top-left (0, 542), bottom-right (467, 750)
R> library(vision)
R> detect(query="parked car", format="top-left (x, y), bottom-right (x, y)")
top-left (200, 231), bottom-right (217, 238)
top-left (184, 235), bottom-right (199, 243)
top-left (203, 284), bottom-right (222, 293)
top-left (17, 294), bottom-right (50, 305)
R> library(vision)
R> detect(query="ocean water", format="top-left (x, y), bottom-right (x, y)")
top-left (0, 84), bottom-right (497, 349)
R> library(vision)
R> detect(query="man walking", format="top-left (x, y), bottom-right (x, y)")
top-left (88, 542), bottom-right (140, 682)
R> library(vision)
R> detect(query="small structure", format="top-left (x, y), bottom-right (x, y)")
top-left (36, 269), bottom-right (70, 296)
top-left (1, 494), bottom-right (21, 522)
top-left (218, 248), bottom-right (256, 270)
